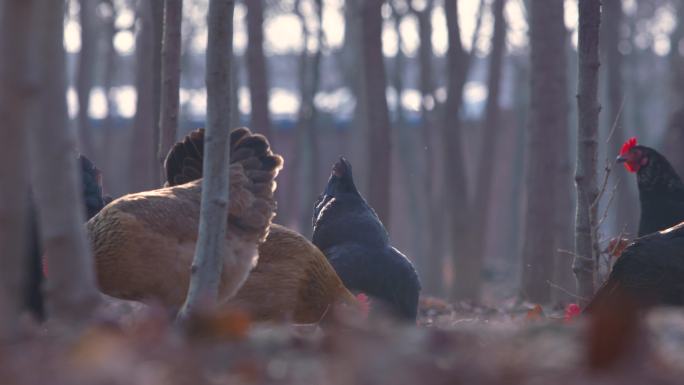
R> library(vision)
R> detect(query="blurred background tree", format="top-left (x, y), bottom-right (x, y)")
top-left (14, 0), bottom-right (682, 306)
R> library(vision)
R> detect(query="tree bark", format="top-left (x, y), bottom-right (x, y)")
top-left (553, 32), bottom-right (575, 304)
top-left (231, 53), bottom-right (241, 129)
top-left (361, 0), bottom-right (392, 225)
top-left (340, 0), bottom-right (368, 193)
top-left (178, 0), bottom-right (235, 320)
top-left (245, 0), bottom-right (272, 138)
top-left (574, 0), bottom-right (601, 306)
top-left (520, 0), bottom-right (567, 304)
top-left (664, 2), bottom-right (684, 174)
top-left (27, 0), bottom-right (101, 324)
top-left (76, 0), bottom-right (98, 157)
top-left (508, 56), bottom-right (529, 289)
top-left (453, 0), bottom-right (506, 301)
top-left (411, 0), bottom-right (444, 295)
top-left (293, 0), bottom-right (323, 234)
top-left (157, 0), bottom-right (183, 178)
top-left (443, 0), bottom-right (471, 301)
top-left (0, 0), bottom-right (36, 338)
top-left (100, 0), bottom-right (118, 177)
top-left (602, 0), bottom-right (635, 236)
top-left (388, 1), bottom-right (430, 292)
top-left (151, 0), bottom-right (164, 184)
top-left (131, 0), bottom-right (157, 191)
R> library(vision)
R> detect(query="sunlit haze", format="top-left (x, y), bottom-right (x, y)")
top-left (61, 0), bottom-right (676, 120)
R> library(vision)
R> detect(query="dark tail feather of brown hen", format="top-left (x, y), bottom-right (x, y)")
top-left (164, 128), bottom-right (205, 186)
top-left (165, 127), bottom-right (282, 188)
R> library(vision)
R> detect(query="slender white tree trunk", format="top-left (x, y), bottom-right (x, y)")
top-left (178, 0), bottom-right (235, 320)
top-left (574, 0), bottom-right (601, 306)
top-left (0, 0), bottom-right (37, 339)
top-left (27, 0), bottom-right (100, 324)
top-left (157, 0), bottom-right (183, 176)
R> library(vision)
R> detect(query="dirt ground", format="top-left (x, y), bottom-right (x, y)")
top-left (1, 296), bottom-right (682, 385)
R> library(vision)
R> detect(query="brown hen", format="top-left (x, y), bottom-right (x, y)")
top-left (90, 128), bottom-right (362, 323)
top-left (89, 128), bottom-right (281, 306)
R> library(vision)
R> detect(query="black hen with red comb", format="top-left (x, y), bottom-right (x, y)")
top-left (617, 137), bottom-right (684, 236)
top-left (312, 157), bottom-right (421, 321)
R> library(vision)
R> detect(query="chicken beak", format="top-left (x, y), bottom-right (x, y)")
top-left (616, 155), bottom-right (627, 164)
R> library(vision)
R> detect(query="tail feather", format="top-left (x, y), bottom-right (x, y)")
top-left (79, 154), bottom-right (106, 220)
top-left (164, 128), bottom-right (205, 186)
top-left (165, 128), bottom-right (283, 188)
top-left (165, 127), bottom-right (283, 240)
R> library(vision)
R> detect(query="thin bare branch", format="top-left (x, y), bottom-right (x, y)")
top-left (591, 160), bottom-right (613, 210)
top-left (547, 280), bottom-right (588, 301)
top-left (605, 96), bottom-right (626, 144)
top-left (596, 178), bottom-right (621, 228)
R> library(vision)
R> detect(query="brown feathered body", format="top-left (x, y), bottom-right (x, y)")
top-left (89, 128), bottom-right (280, 306)
top-left (89, 128), bottom-right (360, 323)
top-left (230, 224), bottom-right (358, 323)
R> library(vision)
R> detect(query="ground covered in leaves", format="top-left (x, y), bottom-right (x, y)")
top-left (2, 297), bottom-right (684, 385)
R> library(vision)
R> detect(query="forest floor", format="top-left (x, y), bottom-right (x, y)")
top-left (2, 297), bottom-right (683, 385)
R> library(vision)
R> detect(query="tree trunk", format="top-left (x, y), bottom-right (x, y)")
top-left (151, 0), bottom-right (164, 183)
top-left (293, 0), bottom-right (323, 235)
top-left (443, 0), bottom-right (485, 300)
top-left (574, 0), bottom-right (601, 306)
top-left (178, 0), bottom-right (235, 320)
top-left (131, 0), bottom-right (157, 191)
top-left (340, 0), bottom-right (369, 194)
top-left (508, 56), bottom-right (529, 291)
top-left (0, 0), bottom-right (36, 338)
top-left (602, 0), bottom-right (635, 236)
top-left (245, 0), bottom-right (272, 138)
top-left (76, 0), bottom-right (98, 157)
top-left (101, 0), bottom-right (118, 178)
top-left (443, 0), bottom-right (471, 301)
top-left (520, 0), bottom-right (566, 304)
top-left (413, 0), bottom-right (444, 296)
top-left (28, 0), bottom-right (100, 324)
top-left (389, 2), bottom-right (429, 292)
top-left (157, 0), bottom-right (183, 178)
top-left (454, 0), bottom-right (506, 301)
top-left (231, 53), bottom-right (241, 129)
top-left (553, 31), bottom-right (575, 304)
top-left (664, 2), bottom-right (684, 173)
top-left (360, 0), bottom-right (392, 225)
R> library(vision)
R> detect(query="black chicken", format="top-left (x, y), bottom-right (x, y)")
top-left (586, 222), bottom-right (684, 311)
top-left (617, 137), bottom-right (684, 236)
top-left (25, 154), bottom-right (109, 320)
top-left (312, 157), bottom-right (421, 321)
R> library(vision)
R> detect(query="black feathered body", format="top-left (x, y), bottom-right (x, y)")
top-left (312, 160), bottom-right (421, 321)
top-left (633, 147), bottom-right (684, 236)
top-left (586, 222), bottom-right (684, 311)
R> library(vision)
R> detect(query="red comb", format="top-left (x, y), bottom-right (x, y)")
top-left (620, 137), bottom-right (637, 156)
top-left (356, 293), bottom-right (370, 316)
